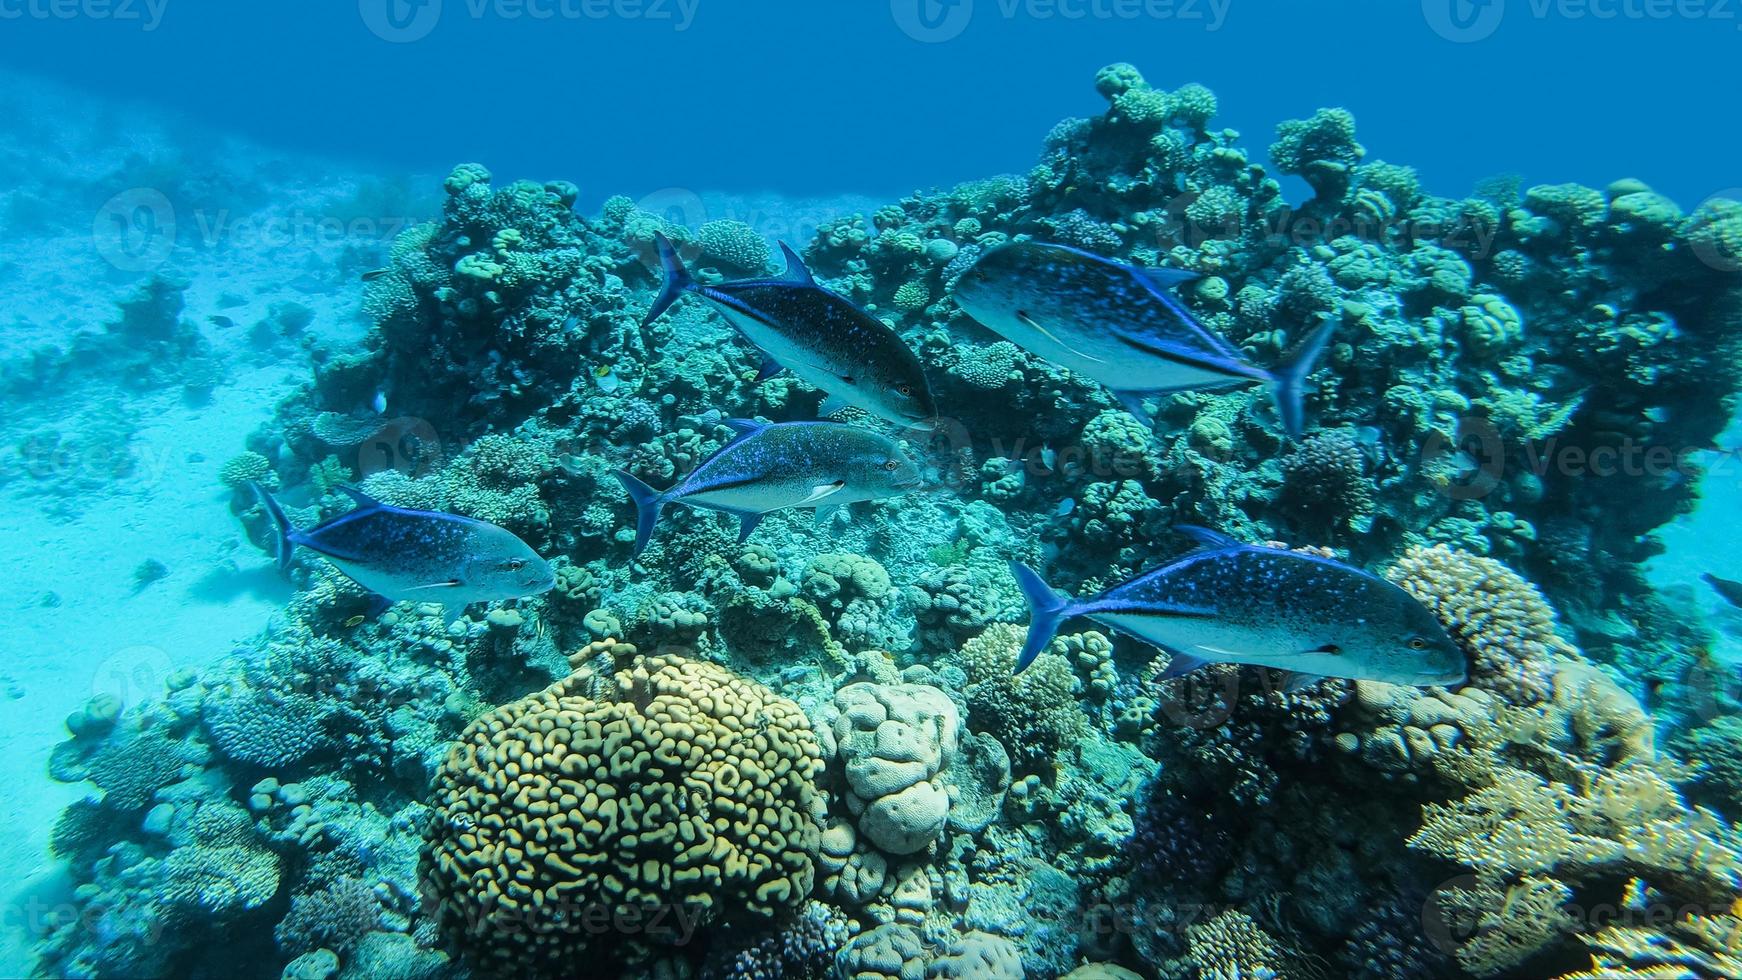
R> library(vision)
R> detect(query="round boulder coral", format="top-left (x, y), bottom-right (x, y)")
top-left (420, 649), bottom-right (826, 977)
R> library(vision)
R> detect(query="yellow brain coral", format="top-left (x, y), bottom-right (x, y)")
top-left (420, 644), bottom-right (827, 976)
top-left (1387, 544), bottom-right (1576, 704)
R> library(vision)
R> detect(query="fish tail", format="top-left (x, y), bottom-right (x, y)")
top-left (641, 232), bottom-right (692, 327)
top-left (1270, 313), bottom-right (1340, 440)
top-left (250, 481), bottom-right (296, 573)
top-left (1009, 561), bottom-right (1074, 673)
top-left (612, 469), bottom-right (666, 558)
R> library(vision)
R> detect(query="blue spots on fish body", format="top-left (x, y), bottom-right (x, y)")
top-left (251, 484), bottom-right (554, 619)
top-left (1009, 527), bottom-right (1467, 687)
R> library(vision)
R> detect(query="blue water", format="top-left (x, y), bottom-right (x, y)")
top-left (2, 1), bottom-right (1737, 206)
top-left (4, 5), bottom-right (1742, 980)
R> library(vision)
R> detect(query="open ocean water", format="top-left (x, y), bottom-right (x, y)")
top-left (2, 3), bottom-right (1741, 979)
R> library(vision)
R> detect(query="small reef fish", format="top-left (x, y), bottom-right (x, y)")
top-left (951, 241), bottom-right (1336, 438)
top-left (360, 268), bottom-right (391, 281)
top-left (641, 232), bottom-right (938, 428)
top-left (593, 364), bottom-right (622, 394)
top-left (613, 419), bottom-right (922, 558)
top-left (1702, 572), bottom-right (1742, 609)
top-left (252, 483), bottom-right (555, 622)
top-left (1009, 526), bottom-right (1467, 687)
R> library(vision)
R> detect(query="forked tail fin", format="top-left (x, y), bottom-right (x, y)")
top-left (641, 232), bottom-right (693, 327)
top-left (1270, 314), bottom-right (1339, 440)
top-left (612, 470), bottom-right (666, 558)
top-left (1009, 561), bottom-right (1075, 673)
top-left (250, 482), bottom-right (296, 573)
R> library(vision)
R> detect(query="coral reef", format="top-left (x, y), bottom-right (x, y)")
top-left (38, 63), bottom-right (1742, 980)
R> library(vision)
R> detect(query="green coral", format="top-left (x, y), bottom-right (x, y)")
top-left (1270, 107), bottom-right (1364, 198)
top-left (218, 451), bottom-right (274, 490)
top-left (698, 219), bottom-right (771, 273)
top-left (961, 624), bottom-right (1086, 773)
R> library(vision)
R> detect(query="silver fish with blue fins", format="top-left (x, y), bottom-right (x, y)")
top-left (613, 419), bottom-right (922, 558)
top-left (252, 484), bottom-right (554, 622)
top-left (641, 232), bottom-right (938, 429)
top-left (951, 240), bottom-right (1337, 438)
top-left (1009, 526), bottom-right (1467, 688)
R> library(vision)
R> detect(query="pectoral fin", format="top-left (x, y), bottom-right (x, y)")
top-left (754, 356), bottom-right (784, 382)
top-left (1159, 653), bottom-right (1210, 679)
top-left (801, 481), bottom-right (846, 505)
top-left (401, 580), bottom-right (463, 592)
top-left (818, 395), bottom-right (850, 417)
top-left (1017, 311), bottom-right (1107, 364)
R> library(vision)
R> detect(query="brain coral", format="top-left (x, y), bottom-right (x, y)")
top-left (420, 646), bottom-right (827, 977)
top-left (1386, 544), bottom-right (1574, 704)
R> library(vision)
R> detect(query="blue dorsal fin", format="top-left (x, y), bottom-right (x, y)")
top-left (1175, 525), bottom-right (1243, 550)
top-left (1158, 652), bottom-right (1210, 679)
top-left (335, 485), bottom-right (386, 510)
top-left (777, 242), bottom-right (815, 285)
top-left (1128, 264), bottom-right (1201, 292)
top-left (725, 418), bottom-right (765, 437)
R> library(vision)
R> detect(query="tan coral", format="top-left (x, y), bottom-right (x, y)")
top-left (1386, 544), bottom-right (1576, 704)
top-left (419, 644), bottom-right (826, 977)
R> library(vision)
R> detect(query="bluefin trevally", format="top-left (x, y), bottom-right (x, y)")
top-left (951, 241), bottom-right (1337, 439)
top-left (1009, 526), bottom-right (1466, 688)
top-left (612, 419), bottom-right (922, 558)
top-left (641, 232), bottom-right (938, 429)
top-left (252, 483), bottom-right (554, 622)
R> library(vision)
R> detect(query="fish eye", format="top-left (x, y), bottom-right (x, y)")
top-left (1408, 637), bottom-right (1427, 650)
top-left (883, 460), bottom-right (900, 472)
top-left (896, 384), bottom-right (912, 397)
top-left (506, 559), bottom-right (525, 571)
